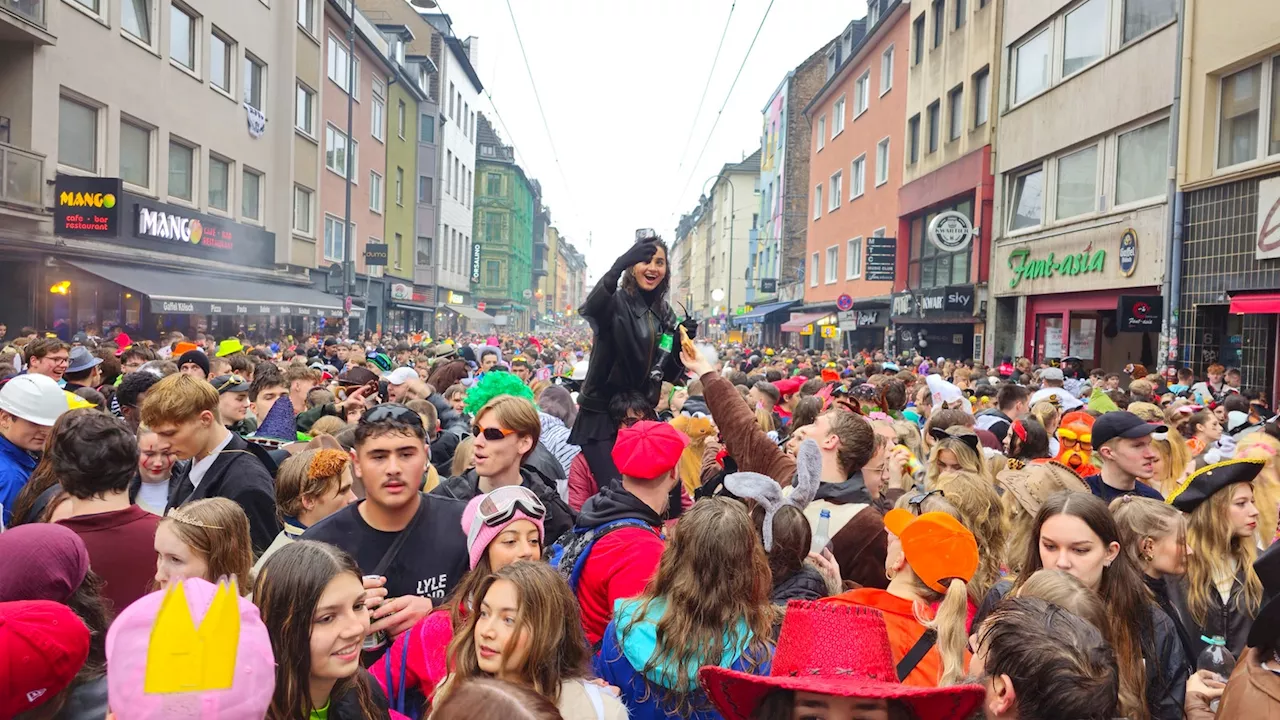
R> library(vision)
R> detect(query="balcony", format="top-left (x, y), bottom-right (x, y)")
top-left (0, 142), bottom-right (45, 211)
top-left (1, 0), bottom-right (55, 44)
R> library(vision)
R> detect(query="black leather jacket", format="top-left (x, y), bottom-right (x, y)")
top-left (578, 278), bottom-right (685, 412)
top-left (1169, 568), bottom-right (1256, 660)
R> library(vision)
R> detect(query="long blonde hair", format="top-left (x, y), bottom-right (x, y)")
top-left (931, 470), bottom-right (1006, 603)
top-left (1235, 431), bottom-right (1280, 547)
top-left (1150, 433), bottom-right (1193, 497)
top-left (1110, 496), bottom-right (1185, 576)
top-left (925, 430), bottom-right (989, 488)
top-left (1030, 401), bottom-right (1060, 436)
top-left (1184, 484), bottom-right (1263, 628)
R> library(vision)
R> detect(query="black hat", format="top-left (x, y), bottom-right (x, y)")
top-left (1093, 411), bottom-right (1167, 448)
top-left (176, 349), bottom-right (210, 378)
top-left (1166, 457), bottom-right (1266, 513)
top-left (323, 337), bottom-right (338, 347)
top-left (209, 374), bottom-right (250, 394)
top-left (1248, 594), bottom-right (1280, 650)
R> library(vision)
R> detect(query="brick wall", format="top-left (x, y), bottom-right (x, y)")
top-left (781, 45), bottom-right (830, 297)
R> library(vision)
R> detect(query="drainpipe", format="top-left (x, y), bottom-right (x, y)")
top-left (1160, 0), bottom-right (1188, 375)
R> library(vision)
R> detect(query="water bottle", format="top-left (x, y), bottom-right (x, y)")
top-left (1196, 635), bottom-right (1235, 711)
top-left (811, 509), bottom-right (832, 554)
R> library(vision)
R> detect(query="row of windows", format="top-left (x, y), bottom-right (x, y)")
top-left (440, 225), bottom-right (472, 278)
top-left (812, 139), bottom-right (892, 220)
top-left (817, 46), bottom-right (895, 152)
top-left (905, 67), bottom-right (990, 165)
top-left (58, 95), bottom-right (263, 221)
top-left (445, 150), bottom-right (473, 209)
top-left (445, 81), bottom-right (478, 143)
top-left (911, 0), bottom-right (991, 66)
top-left (808, 229), bottom-right (891, 287)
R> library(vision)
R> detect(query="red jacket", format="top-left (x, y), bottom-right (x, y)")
top-left (577, 524), bottom-right (665, 646)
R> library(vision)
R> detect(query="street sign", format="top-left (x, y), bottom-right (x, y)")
top-left (477, 301), bottom-right (487, 312)
top-left (760, 278), bottom-right (777, 294)
top-left (836, 294), bottom-right (854, 311)
top-left (838, 310), bottom-right (857, 331)
top-left (365, 243), bottom-right (389, 266)
top-left (865, 237), bottom-right (897, 282)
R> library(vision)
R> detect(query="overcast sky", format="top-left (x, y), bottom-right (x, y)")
top-left (426, 0), bottom-right (865, 282)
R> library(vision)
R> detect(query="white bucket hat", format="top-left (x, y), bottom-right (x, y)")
top-left (0, 374), bottom-right (71, 426)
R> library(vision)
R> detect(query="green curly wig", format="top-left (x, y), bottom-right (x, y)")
top-left (464, 372), bottom-right (535, 416)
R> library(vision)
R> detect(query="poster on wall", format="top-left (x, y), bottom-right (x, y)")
top-left (1257, 176), bottom-right (1280, 260)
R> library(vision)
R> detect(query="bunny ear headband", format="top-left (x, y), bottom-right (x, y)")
top-left (724, 439), bottom-right (822, 552)
top-left (929, 427), bottom-right (981, 453)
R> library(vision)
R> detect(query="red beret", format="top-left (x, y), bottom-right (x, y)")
top-left (773, 377), bottom-right (805, 397)
top-left (612, 421), bottom-right (689, 480)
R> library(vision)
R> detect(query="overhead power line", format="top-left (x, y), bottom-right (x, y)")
top-left (504, 0), bottom-right (573, 198)
top-left (672, 1), bottom-right (737, 177)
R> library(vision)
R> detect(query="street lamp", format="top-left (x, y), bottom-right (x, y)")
top-left (701, 174), bottom-right (736, 317)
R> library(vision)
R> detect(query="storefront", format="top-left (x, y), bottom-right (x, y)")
top-left (781, 310), bottom-right (837, 351)
top-left (1178, 172), bottom-right (1280, 403)
top-left (732, 300), bottom-right (798, 347)
top-left (990, 205), bottom-right (1165, 371)
top-left (838, 303), bottom-right (890, 355)
top-left (890, 285), bottom-right (982, 361)
top-left (0, 175), bottom-right (349, 341)
top-left (387, 282), bottom-right (434, 334)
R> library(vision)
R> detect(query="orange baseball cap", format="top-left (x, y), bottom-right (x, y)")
top-left (173, 341), bottom-right (199, 356)
top-left (884, 508), bottom-right (979, 593)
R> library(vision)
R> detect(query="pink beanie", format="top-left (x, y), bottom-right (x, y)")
top-left (461, 492), bottom-right (546, 570)
top-left (105, 578), bottom-right (275, 719)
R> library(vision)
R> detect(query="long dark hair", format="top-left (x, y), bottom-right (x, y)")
top-left (619, 236), bottom-right (671, 301)
top-left (1013, 491), bottom-right (1152, 720)
top-left (1008, 418), bottom-right (1051, 460)
top-left (253, 541), bottom-right (384, 720)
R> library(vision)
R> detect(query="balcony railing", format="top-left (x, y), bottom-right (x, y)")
top-left (0, 142), bottom-right (45, 210)
top-left (1, 0), bottom-right (44, 27)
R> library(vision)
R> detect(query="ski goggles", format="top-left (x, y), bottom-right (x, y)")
top-left (467, 486), bottom-right (547, 549)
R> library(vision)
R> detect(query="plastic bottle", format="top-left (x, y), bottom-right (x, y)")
top-left (811, 509), bottom-right (832, 555)
top-left (1196, 635), bottom-right (1235, 711)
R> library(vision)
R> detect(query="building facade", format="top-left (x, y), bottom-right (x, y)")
top-left (473, 112), bottom-right (534, 331)
top-left (700, 149), bottom-right (761, 339)
top-left (0, 0), bottom-right (352, 339)
top-left (988, 0), bottom-right (1177, 371)
top-left (1174, 0), bottom-right (1280, 400)
top-left (892, 0), bottom-right (1002, 363)
top-left (795, 0), bottom-right (910, 352)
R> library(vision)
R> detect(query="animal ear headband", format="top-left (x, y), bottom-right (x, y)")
top-left (724, 439), bottom-right (821, 551)
top-left (929, 427), bottom-right (981, 453)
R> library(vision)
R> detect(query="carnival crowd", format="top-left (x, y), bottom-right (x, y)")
top-left (1, 235), bottom-right (1279, 720)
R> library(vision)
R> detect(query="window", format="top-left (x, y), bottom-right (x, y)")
top-left (123, 0), bottom-right (151, 43)
top-left (833, 97), bottom-right (846, 136)
top-left (932, 0), bottom-right (944, 47)
top-left (120, 120), bottom-right (150, 188)
top-left (810, 252), bottom-right (819, 287)
top-left (293, 186), bottom-right (313, 234)
top-left (297, 0), bottom-right (315, 34)
top-left (1218, 64), bottom-right (1262, 168)
top-left (876, 138), bottom-right (890, 185)
top-left (973, 67), bottom-right (990, 127)
top-left (829, 171), bottom-right (842, 211)
top-left (486, 260), bottom-right (500, 286)
top-left (417, 236), bottom-right (433, 266)
top-left (325, 125), bottom-right (356, 179)
top-left (296, 83), bottom-right (315, 135)
top-left (486, 172), bottom-right (502, 196)
top-left (908, 114), bottom-right (920, 164)
top-left (955, 0), bottom-right (966, 28)
top-left (324, 215), bottom-right (349, 261)
top-left (372, 97), bottom-right (385, 142)
top-left (370, 171), bottom-right (383, 213)
top-left (1116, 118), bottom-right (1169, 204)
top-left (209, 156), bottom-right (230, 211)
top-left (419, 176), bottom-right (432, 203)
top-left (1055, 145), bottom-right (1098, 219)
top-left (244, 55), bottom-right (265, 111)
top-left (71, 0), bottom-right (99, 14)
top-left (855, 72), bottom-right (870, 116)
top-left (948, 85), bottom-right (964, 141)
top-left (927, 101), bottom-right (941, 153)
top-left (210, 31), bottom-right (232, 93)
top-left (242, 169), bottom-right (261, 220)
top-left (913, 15), bottom-right (925, 64)
top-left (817, 116), bottom-right (826, 150)
top-left (847, 237), bottom-right (863, 279)
top-left (1062, 0), bottom-right (1106, 77)
top-left (395, 167), bottom-right (404, 205)
top-left (420, 114), bottom-right (435, 143)
top-left (851, 155), bottom-right (866, 199)
top-left (880, 46), bottom-right (894, 95)
top-left (170, 5), bottom-right (196, 71)
top-left (1013, 30), bottom-right (1051, 104)
top-left (1123, 0), bottom-right (1176, 43)
top-left (1008, 166), bottom-right (1044, 230)
top-left (59, 97), bottom-right (97, 172)
top-left (168, 140), bottom-right (195, 201)
top-left (327, 36), bottom-right (357, 95)
top-left (398, 100), bottom-right (407, 138)
top-left (813, 184), bottom-right (823, 220)
top-left (825, 246), bottom-right (838, 283)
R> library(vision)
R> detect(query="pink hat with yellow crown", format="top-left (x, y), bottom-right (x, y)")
top-left (105, 578), bottom-right (275, 719)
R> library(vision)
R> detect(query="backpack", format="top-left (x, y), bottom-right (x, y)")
top-left (548, 518), bottom-right (653, 593)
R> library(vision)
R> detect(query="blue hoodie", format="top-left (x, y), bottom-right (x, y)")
top-left (593, 598), bottom-right (770, 720)
top-left (0, 432), bottom-right (37, 525)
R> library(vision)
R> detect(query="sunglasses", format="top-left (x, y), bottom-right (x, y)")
top-left (908, 488), bottom-right (945, 515)
top-left (361, 404), bottom-right (424, 428)
top-left (473, 425), bottom-right (516, 441)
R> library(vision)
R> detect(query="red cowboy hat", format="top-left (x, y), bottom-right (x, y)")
top-left (699, 601), bottom-right (984, 720)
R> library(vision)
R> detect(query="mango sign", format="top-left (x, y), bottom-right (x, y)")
top-left (59, 191), bottom-right (116, 209)
top-left (53, 175), bottom-right (122, 239)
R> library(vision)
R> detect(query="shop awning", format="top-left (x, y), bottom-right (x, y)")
top-left (780, 312), bottom-right (831, 333)
top-left (732, 300), bottom-right (799, 327)
top-left (1229, 292), bottom-right (1280, 315)
top-left (66, 259), bottom-right (350, 318)
top-left (390, 301), bottom-right (435, 313)
top-left (446, 305), bottom-right (496, 324)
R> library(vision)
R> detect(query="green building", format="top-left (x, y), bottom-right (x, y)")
top-left (473, 113), bottom-right (536, 331)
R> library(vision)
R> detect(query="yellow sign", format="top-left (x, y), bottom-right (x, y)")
top-left (59, 191), bottom-right (116, 208)
top-left (800, 325), bottom-right (814, 336)
top-left (820, 326), bottom-right (838, 339)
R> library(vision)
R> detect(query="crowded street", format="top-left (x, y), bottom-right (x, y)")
top-left (3, 0), bottom-right (1280, 719)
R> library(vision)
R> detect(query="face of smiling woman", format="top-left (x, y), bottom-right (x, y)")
top-left (633, 246), bottom-right (667, 291)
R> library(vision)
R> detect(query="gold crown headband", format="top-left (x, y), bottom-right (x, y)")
top-left (166, 507), bottom-right (225, 530)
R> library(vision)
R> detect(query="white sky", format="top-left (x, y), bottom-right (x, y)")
top-left (426, 0), bottom-right (865, 282)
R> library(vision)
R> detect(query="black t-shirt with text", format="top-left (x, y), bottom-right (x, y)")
top-left (302, 493), bottom-right (470, 602)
